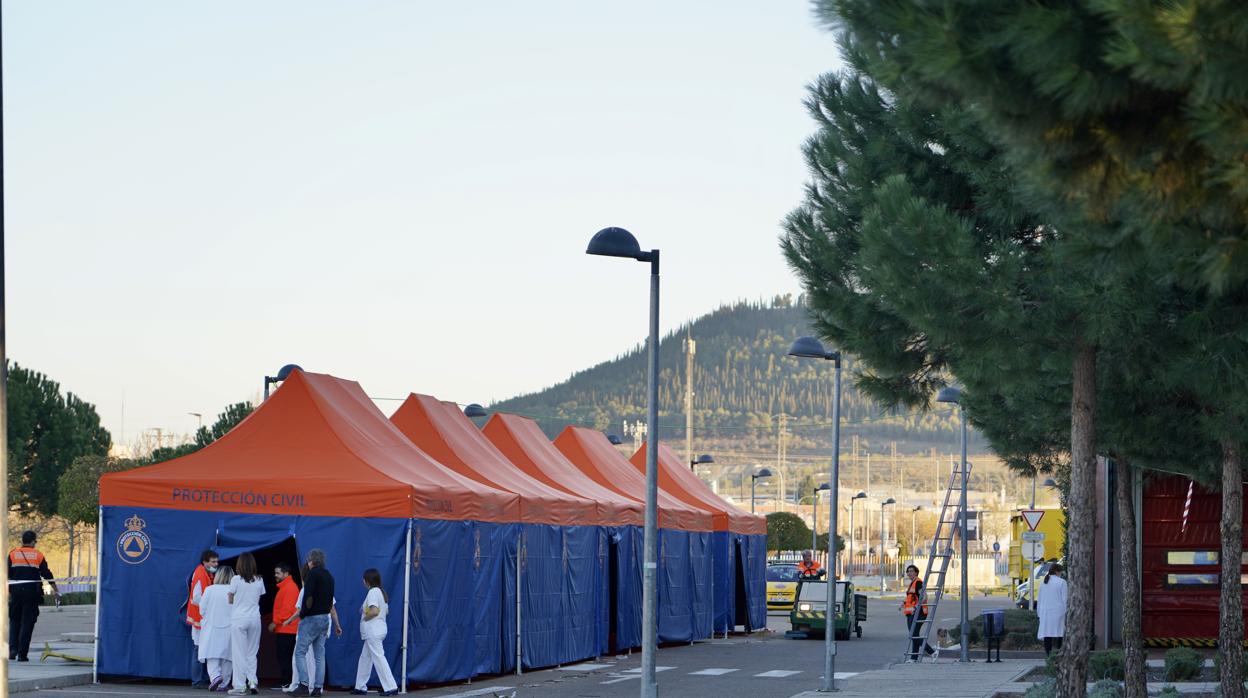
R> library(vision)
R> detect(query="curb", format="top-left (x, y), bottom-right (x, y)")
top-left (9, 670), bottom-right (94, 694)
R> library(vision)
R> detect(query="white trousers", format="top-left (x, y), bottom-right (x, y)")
top-left (230, 616), bottom-right (261, 690)
top-left (354, 634), bottom-right (397, 692)
top-left (207, 658), bottom-right (233, 686)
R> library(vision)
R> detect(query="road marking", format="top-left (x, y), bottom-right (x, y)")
top-left (689, 668), bottom-right (739, 675)
top-left (826, 672), bottom-right (859, 679)
top-left (601, 674), bottom-right (639, 684)
top-left (431, 688), bottom-right (516, 698)
top-left (754, 670), bottom-right (802, 678)
top-left (558, 662), bottom-right (613, 671)
top-left (623, 666), bottom-right (674, 673)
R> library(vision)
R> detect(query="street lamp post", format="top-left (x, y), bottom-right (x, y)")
top-left (937, 386), bottom-right (970, 663)
top-left (880, 498), bottom-right (896, 592)
top-left (587, 227), bottom-right (662, 698)
top-left (787, 336), bottom-right (844, 692)
top-left (911, 506), bottom-right (922, 560)
top-left (750, 468), bottom-right (774, 514)
top-left (849, 492), bottom-right (866, 583)
top-left (813, 483), bottom-right (831, 560)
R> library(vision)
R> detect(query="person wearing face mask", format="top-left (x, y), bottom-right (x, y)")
top-left (187, 549), bottom-right (220, 689)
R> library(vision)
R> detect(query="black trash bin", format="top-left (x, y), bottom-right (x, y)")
top-left (982, 608), bottom-right (1005, 663)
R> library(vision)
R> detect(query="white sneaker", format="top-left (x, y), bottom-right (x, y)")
top-left (227, 689), bottom-right (247, 696)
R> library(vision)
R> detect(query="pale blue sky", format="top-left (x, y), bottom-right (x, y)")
top-left (4, 1), bottom-right (841, 446)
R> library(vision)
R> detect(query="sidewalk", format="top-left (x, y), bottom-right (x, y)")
top-left (8, 603), bottom-right (96, 694)
top-left (789, 658), bottom-right (1039, 698)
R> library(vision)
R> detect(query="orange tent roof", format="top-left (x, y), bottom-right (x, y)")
top-left (631, 443), bottom-right (766, 535)
top-left (390, 395), bottom-right (601, 526)
top-left (482, 413), bottom-right (644, 527)
top-left (552, 426), bottom-right (712, 532)
top-left (100, 371), bottom-right (520, 521)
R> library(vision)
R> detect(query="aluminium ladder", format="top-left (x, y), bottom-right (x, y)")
top-left (901, 461), bottom-right (971, 662)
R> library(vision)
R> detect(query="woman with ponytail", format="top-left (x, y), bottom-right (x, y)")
top-left (1035, 562), bottom-right (1068, 655)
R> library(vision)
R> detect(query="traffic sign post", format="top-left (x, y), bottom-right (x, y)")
top-left (1020, 510), bottom-right (1045, 531)
top-left (1019, 509), bottom-right (1045, 610)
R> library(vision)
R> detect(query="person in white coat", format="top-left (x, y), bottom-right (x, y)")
top-left (228, 553), bottom-right (266, 695)
top-left (197, 566), bottom-right (235, 692)
top-left (349, 568), bottom-right (398, 696)
top-left (1035, 563), bottom-right (1068, 656)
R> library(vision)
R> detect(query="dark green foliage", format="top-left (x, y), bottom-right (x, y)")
top-left (1087, 679), bottom-right (1123, 698)
top-left (766, 512), bottom-right (812, 552)
top-left (1089, 648), bottom-right (1126, 681)
top-left (145, 402), bottom-right (253, 465)
top-left (1023, 678), bottom-right (1055, 698)
top-left (490, 300), bottom-right (974, 452)
top-left (57, 455), bottom-right (140, 525)
top-left (1157, 687), bottom-right (1181, 698)
top-left (1045, 652), bottom-right (1059, 678)
top-left (1164, 646), bottom-right (1204, 681)
top-left (826, 0), bottom-right (1248, 292)
top-left (7, 362), bottom-right (111, 516)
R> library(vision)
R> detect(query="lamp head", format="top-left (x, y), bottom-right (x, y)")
top-left (883, 497), bottom-right (896, 506)
top-left (913, 505), bottom-right (923, 512)
top-left (816, 482), bottom-right (831, 492)
top-left (852, 491), bottom-right (867, 500)
top-left (586, 227), bottom-right (648, 261)
top-left (693, 454), bottom-right (714, 465)
top-left (754, 468), bottom-right (773, 479)
top-left (788, 336), bottom-right (835, 360)
top-left (606, 434), bottom-right (623, 445)
top-left (1043, 478), bottom-right (1058, 488)
top-left (463, 403), bottom-right (488, 418)
top-left (275, 364), bottom-right (303, 382)
top-left (936, 386), bottom-right (962, 404)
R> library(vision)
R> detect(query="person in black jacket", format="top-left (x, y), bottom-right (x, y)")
top-left (8, 531), bottom-right (59, 662)
top-left (286, 549), bottom-right (335, 697)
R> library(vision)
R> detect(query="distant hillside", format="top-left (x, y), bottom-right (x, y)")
top-left (492, 296), bottom-right (988, 460)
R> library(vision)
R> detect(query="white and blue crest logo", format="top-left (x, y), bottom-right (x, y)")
top-left (116, 514), bottom-right (152, 565)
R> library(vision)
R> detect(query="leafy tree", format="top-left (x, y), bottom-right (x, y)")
top-left (827, 0), bottom-right (1248, 293)
top-left (146, 402), bottom-right (253, 465)
top-left (766, 512), bottom-right (814, 552)
top-left (57, 454), bottom-right (138, 526)
top-left (7, 362), bottom-right (111, 516)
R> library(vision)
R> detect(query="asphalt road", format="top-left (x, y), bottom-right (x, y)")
top-left (29, 597), bottom-right (1012, 698)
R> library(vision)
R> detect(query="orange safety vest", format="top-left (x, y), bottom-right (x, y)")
top-left (797, 560), bottom-right (822, 576)
top-left (187, 564), bottom-right (213, 629)
top-left (8, 547), bottom-right (46, 571)
top-left (904, 578), bottom-right (928, 615)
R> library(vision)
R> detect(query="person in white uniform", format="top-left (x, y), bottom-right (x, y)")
top-left (282, 563), bottom-right (342, 693)
top-left (197, 566), bottom-right (235, 692)
top-left (1035, 562), bottom-right (1068, 656)
top-left (350, 569), bottom-right (398, 696)
top-left (227, 553), bottom-right (266, 695)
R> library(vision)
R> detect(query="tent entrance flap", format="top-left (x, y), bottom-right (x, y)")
top-left (217, 536), bottom-right (301, 681)
top-left (733, 539), bottom-right (749, 632)
top-left (608, 537), bottom-right (619, 654)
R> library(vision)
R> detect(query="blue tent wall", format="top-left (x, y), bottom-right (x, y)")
top-left (501, 524), bottom-right (602, 671)
top-left (655, 529), bottom-right (712, 643)
top-left (599, 526), bottom-right (641, 652)
top-left (99, 507), bottom-right (407, 686)
top-left (711, 532), bottom-right (731, 634)
top-left (744, 533), bottom-right (767, 630)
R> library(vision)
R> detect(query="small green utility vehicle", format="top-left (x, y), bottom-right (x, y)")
top-left (787, 578), bottom-right (867, 640)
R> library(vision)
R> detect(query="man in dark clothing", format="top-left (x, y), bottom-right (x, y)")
top-left (8, 530), bottom-right (59, 661)
top-left (287, 549), bottom-right (335, 697)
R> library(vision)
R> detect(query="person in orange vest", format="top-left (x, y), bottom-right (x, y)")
top-left (797, 550), bottom-right (824, 578)
top-left (187, 549), bottom-right (219, 688)
top-left (270, 562), bottom-right (301, 690)
top-left (901, 564), bottom-right (937, 661)
top-left (8, 530), bottom-right (58, 662)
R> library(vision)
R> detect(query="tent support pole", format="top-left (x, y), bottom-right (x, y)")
top-left (93, 507), bottom-right (103, 684)
top-left (515, 533), bottom-right (522, 676)
top-left (401, 519), bottom-right (411, 694)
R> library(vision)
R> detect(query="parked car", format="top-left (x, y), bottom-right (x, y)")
top-left (767, 563), bottom-right (802, 610)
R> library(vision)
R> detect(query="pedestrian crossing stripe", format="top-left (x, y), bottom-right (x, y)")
top-left (754, 670), bottom-right (802, 678)
top-left (689, 668), bottom-right (738, 675)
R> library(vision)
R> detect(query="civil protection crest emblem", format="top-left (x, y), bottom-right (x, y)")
top-left (116, 514), bottom-right (152, 564)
